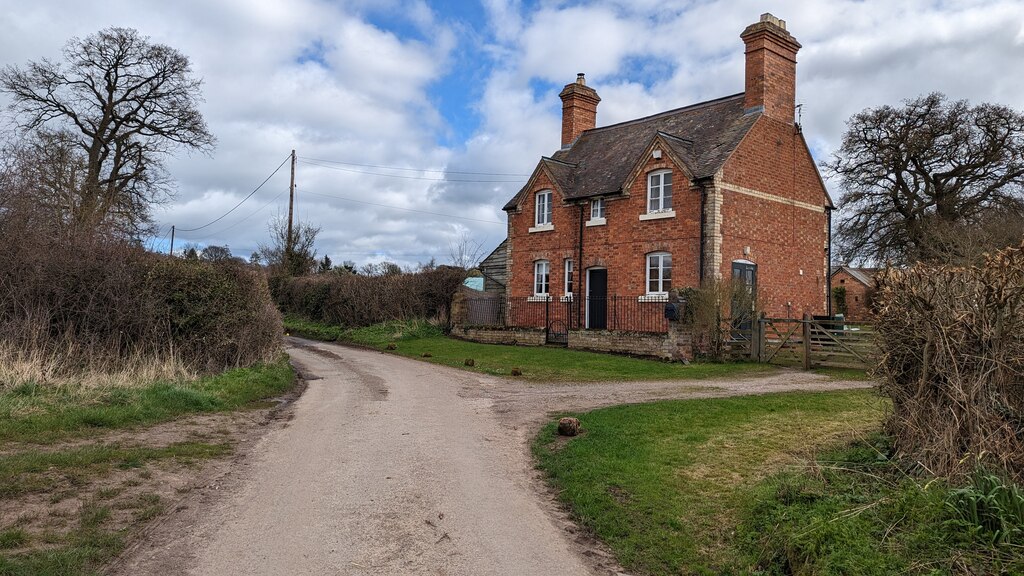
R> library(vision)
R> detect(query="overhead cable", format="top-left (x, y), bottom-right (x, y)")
top-left (177, 154), bottom-right (291, 232)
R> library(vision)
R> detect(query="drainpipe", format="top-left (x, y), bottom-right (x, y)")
top-left (696, 178), bottom-right (710, 285)
top-left (826, 207), bottom-right (833, 318)
top-left (577, 201), bottom-right (585, 329)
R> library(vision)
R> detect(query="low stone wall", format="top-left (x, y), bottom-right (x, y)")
top-left (451, 322), bottom-right (695, 362)
top-left (449, 326), bottom-right (546, 346)
top-left (567, 330), bottom-right (668, 358)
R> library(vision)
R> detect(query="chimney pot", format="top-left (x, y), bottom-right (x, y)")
top-left (576, 73), bottom-right (586, 85)
top-left (760, 13), bottom-right (786, 30)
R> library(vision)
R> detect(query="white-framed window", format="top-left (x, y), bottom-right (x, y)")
top-left (591, 198), bottom-right (605, 220)
top-left (564, 259), bottom-right (574, 294)
top-left (534, 260), bottom-right (550, 296)
top-left (535, 190), bottom-right (553, 226)
top-left (646, 252), bottom-right (672, 295)
top-left (647, 170), bottom-right (673, 213)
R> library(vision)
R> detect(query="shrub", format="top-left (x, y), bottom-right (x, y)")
top-left (0, 233), bottom-right (281, 384)
top-left (873, 243), bottom-right (1024, 480)
top-left (271, 267), bottom-right (465, 329)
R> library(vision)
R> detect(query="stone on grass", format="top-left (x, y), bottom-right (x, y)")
top-left (557, 417), bottom-right (581, 437)
top-left (510, 368), bottom-right (522, 377)
top-left (421, 352), bottom-right (432, 358)
top-left (464, 358), bottom-right (475, 366)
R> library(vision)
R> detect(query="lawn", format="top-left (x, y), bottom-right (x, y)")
top-left (534, 389), bottom-right (1022, 575)
top-left (533, 389), bottom-right (887, 574)
top-left (284, 316), bottom-right (777, 382)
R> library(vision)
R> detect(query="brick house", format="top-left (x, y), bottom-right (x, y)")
top-left (830, 266), bottom-right (878, 321)
top-left (500, 13), bottom-right (833, 329)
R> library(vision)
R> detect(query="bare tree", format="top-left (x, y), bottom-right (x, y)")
top-left (826, 93), bottom-right (1024, 264)
top-left (255, 214), bottom-right (320, 276)
top-left (447, 231), bottom-right (487, 269)
top-left (0, 27), bottom-right (215, 237)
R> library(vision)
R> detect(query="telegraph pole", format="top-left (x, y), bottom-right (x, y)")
top-left (169, 225), bottom-right (175, 256)
top-left (287, 149), bottom-right (296, 267)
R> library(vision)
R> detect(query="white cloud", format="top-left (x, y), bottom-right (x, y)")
top-left (1, 0), bottom-right (1022, 267)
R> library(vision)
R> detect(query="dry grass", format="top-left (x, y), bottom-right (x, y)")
top-left (0, 340), bottom-right (196, 393)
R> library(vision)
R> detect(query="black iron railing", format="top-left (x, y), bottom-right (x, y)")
top-left (463, 295), bottom-right (670, 334)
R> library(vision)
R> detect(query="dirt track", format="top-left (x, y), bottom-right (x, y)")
top-left (113, 338), bottom-right (873, 575)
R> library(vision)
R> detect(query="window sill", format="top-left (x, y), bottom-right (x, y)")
top-left (527, 295), bottom-right (551, 302)
top-left (638, 294), bottom-right (669, 302)
top-left (639, 210), bottom-right (675, 221)
top-left (528, 223), bottom-right (554, 233)
top-left (585, 218), bottom-right (606, 227)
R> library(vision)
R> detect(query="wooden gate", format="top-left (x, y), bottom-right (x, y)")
top-left (755, 315), bottom-right (876, 370)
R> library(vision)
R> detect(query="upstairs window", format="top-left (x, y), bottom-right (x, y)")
top-left (591, 198), bottom-right (605, 220)
top-left (535, 190), bottom-right (553, 226)
top-left (534, 260), bottom-right (550, 296)
top-left (646, 252), bottom-right (672, 294)
top-left (647, 170), bottom-right (673, 213)
top-left (564, 259), bottom-right (574, 294)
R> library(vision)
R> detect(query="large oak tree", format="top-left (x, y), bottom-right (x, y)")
top-left (827, 93), bottom-right (1024, 264)
top-left (1, 27), bottom-right (214, 237)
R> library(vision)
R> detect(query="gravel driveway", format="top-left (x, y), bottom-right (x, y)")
top-left (114, 337), bottom-right (873, 576)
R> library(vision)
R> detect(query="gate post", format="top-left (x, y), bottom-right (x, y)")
top-left (752, 312), bottom-right (765, 362)
top-left (802, 312), bottom-right (812, 370)
top-left (545, 296), bottom-right (550, 341)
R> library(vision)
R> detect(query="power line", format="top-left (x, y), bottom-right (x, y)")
top-left (297, 156), bottom-right (530, 177)
top-left (176, 189), bottom-right (288, 240)
top-left (298, 159), bottom-right (525, 183)
top-left (300, 189), bottom-right (505, 225)
top-left (177, 154), bottom-right (291, 232)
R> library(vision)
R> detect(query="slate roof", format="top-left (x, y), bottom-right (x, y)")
top-left (504, 93), bottom-right (758, 210)
top-left (831, 266), bottom-right (879, 286)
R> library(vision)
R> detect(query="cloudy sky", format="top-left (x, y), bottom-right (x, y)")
top-left (1, 0), bottom-right (1023, 267)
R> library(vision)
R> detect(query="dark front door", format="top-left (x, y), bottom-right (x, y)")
top-left (587, 269), bottom-right (607, 329)
top-left (731, 261), bottom-right (757, 330)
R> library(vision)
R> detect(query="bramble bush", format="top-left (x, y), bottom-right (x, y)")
top-left (873, 243), bottom-right (1024, 480)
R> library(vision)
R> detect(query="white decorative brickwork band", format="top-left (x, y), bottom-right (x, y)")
top-left (719, 182), bottom-right (826, 213)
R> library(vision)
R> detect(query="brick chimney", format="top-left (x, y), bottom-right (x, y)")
top-left (559, 73), bottom-right (600, 148)
top-left (741, 13), bottom-right (801, 124)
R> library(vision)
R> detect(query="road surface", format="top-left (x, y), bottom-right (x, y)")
top-left (114, 338), bottom-right (872, 575)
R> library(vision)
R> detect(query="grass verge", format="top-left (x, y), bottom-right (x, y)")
top-left (0, 357), bottom-right (294, 444)
top-left (284, 316), bottom-right (777, 382)
top-left (532, 389), bottom-right (887, 574)
top-left (0, 357), bottom-right (298, 576)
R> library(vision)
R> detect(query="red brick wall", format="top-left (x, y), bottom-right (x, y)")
top-left (509, 158), bottom-right (701, 292)
top-left (507, 171), bottom-right (579, 300)
top-left (831, 270), bottom-right (874, 321)
top-left (719, 116), bottom-right (829, 318)
top-left (507, 121), bottom-right (830, 323)
top-left (507, 155), bottom-right (703, 331)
